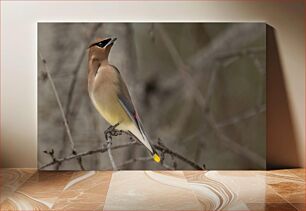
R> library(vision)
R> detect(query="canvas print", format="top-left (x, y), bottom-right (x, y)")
top-left (38, 23), bottom-right (266, 170)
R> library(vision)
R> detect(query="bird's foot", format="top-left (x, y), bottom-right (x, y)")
top-left (104, 123), bottom-right (122, 140)
top-left (112, 130), bottom-right (123, 136)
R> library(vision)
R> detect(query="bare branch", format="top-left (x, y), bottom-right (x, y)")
top-left (106, 136), bottom-right (118, 171)
top-left (216, 104), bottom-right (266, 128)
top-left (65, 23), bottom-right (102, 118)
top-left (107, 156), bottom-right (174, 170)
top-left (72, 150), bottom-right (85, 170)
top-left (215, 46), bottom-right (266, 61)
top-left (190, 23), bottom-right (266, 71)
top-left (39, 52), bottom-right (84, 170)
top-left (60, 23), bottom-right (102, 162)
top-left (155, 23), bottom-right (266, 168)
top-left (39, 53), bottom-right (75, 150)
top-left (40, 132), bottom-right (206, 170)
top-left (39, 23), bottom-right (266, 171)
top-left (206, 113), bottom-right (266, 168)
top-left (155, 24), bottom-right (207, 107)
top-left (40, 141), bottom-right (138, 169)
top-left (155, 24), bottom-right (211, 137)
top-left (43, 149), bottom-right (57, 162)
top-left (156, 139), bottom-right (205, 170)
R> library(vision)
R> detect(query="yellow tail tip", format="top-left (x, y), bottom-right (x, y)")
top-left (153, 153), bottom-right (161, 163)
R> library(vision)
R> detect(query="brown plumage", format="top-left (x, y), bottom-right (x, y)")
top-left (87, 37), bottom-right (160, 163)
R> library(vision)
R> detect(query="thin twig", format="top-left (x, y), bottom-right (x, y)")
top-left (65, 23), bottom-right (102, 118)
top-left (43, 149), bottom-right (58, 162)
top-left (155, 24), bottom-right (210, 138)
top-left (39, 52), bottom-right (84, 170)
top-left (190, 23), bottom-right (265, 71)
top-left (103, 125), bottom-right (178, 170)
top-left (216, 104), bottom-right (266, 128)
top-left (42, 149), bottom-right (61, 170)
top-left (106, 136), bottom-right (118, 171)
top-left (156, 139), bottom-right (205, 170)
top-left (155, 24), bottom-right (266, 167)
top-left (40, 141), bottom-right (139, 169)
top-left (40, 133), bottom-right (206, 170)
top-left (155, 24), bottom-right (207, 107)
top-left (206, 113), bottom-right (266, 168)
top-left (39, 53), bottom-right (75, 150)
top-left (60, 23), bottom-right (102, 161)
top-left (215, 46), bottom-right (266, 61)
top-left (102, 156), bottom-right (174, 170)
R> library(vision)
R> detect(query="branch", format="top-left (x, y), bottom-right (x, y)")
top-left (216, 104), bottom-right (266, 128)
top-left (190, 23), bottom-right (266, 71)
top-left (215, 46), bottom-right (266, 75)
top-left (155, 24), bottom-right (207, 107)
top-left (65, 23), bottom-right (102, 119)
top-left (60, 23), bottom-right (102, 163)
top-left (215, 46), bottom-right (266, 61)
top-left (206, 113), bottom-right (266, 168)
top-left (111, 156), bottom-right (174, 170)
top-left (102, 124), bottom-right (203, 170)
top-left (156, 139), bottom-right (205, 170)
top-left (154, 23), bottom-right (265, 168)
top-left (40, 141), bottom-right (138, 169)
top-left (43, 149), bottom-right (57, 162)
top-left (40, 133), bottom-right (205, 170)
top-left (155, 24), bottom-right (213, 136)
top-left (39, 43), bottom-right (206, 170)
top-left (39, 52), bottom-right (84, 170)
top-left (106, 136), bottom-right (118, 171)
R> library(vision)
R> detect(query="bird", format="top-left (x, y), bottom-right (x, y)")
top-left (87, 37), bottom-right (161, 163)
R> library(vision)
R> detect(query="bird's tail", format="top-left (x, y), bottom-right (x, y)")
top-left (127, 124), bottom-right (160, 163)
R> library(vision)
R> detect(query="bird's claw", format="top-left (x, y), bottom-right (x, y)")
top-left (104, 123), bottom-right (122, 140)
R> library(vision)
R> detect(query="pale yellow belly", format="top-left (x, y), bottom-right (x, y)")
top-left (91, 93), bottom-right (131, 130)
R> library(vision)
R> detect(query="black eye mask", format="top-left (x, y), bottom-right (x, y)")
top-left (95, 38), bottom-right (111, 48)
top-left (88, 39), bottom-right (111, 48)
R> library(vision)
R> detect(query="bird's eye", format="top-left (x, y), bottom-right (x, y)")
top-left (96, 38), bottom-right (111, 48)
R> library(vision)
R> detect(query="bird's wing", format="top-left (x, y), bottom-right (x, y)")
top-left (117, 76), bottom-right (143, 132)
top-left (115, 70), bottom-right (161, 162)
top-left (116, 74), bottom-right (154, 151)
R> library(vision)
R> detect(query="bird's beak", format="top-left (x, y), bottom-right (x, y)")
top-left (105, 37), bottom-right (117, 47)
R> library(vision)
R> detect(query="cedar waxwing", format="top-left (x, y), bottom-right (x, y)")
top-left (87, 37), bottom-right (161, 163)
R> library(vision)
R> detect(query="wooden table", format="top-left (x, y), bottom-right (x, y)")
top-left (0, 169), bottom-right (304, 210)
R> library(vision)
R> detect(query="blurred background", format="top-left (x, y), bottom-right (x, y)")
top-left (38, 23), bottom-right (266, 170)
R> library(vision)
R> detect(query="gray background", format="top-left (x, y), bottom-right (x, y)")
top-left (38, 23), bottom-right (266, 170)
